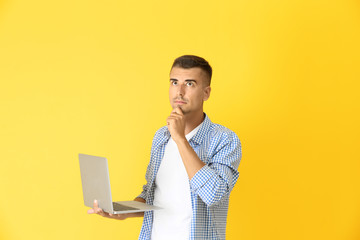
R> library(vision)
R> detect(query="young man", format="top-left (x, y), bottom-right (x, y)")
top-left (88, 55), bottom-right (242, 240)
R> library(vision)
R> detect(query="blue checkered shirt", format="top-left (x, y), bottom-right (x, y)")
top-left (137, 114), bottom-right (242, 240)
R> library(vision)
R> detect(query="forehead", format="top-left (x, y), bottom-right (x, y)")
top-left (170, 67), bottom-right (207, 82)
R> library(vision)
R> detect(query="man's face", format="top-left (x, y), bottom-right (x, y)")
top-left (169, 67), bottom-right (211, 115)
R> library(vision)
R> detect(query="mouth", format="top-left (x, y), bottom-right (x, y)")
top-left (174, 100), bottom-right (187, 105)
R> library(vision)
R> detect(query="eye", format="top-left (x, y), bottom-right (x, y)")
top-left (186, 82), bottom-right (193, 87)
top-left (171, 80), bottom-right (178, 85)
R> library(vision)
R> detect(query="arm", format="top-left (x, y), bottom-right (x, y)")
top-left (189, 133), bottom-right (241, 207)
top-left (175, 138), bottom-right (205, 179)
top-left (167, 107), bottom-right (205, 179)
top-left (167, 108), bottom-right (241, 207)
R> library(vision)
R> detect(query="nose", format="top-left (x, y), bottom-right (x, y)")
top-left (177, 84), bottom-right (185, 97)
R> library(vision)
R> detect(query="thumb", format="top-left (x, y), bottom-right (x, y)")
top-left (93, 199), bottom-right (99, 208)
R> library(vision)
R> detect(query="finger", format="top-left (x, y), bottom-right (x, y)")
top-left (94, 204), bottom-right (105, 215)
top-left (168, 113), bottom-right (182, 120)
top-left (87, 208), bottom-right (95, 214)
top-left (93, 199), bottom-right (99, 209)
top-left (167, 117), bottom-right (177, 125)
top-left (167, 115), bottom-right (176, 122)
top-left (173, 107), bottom-right (184, 115)
top-left (171, 107), bottom-right (182, 114)
top-left (167, 115), bottom-right (177, 121)
top-left (97, 209), bottom-right (107, 217)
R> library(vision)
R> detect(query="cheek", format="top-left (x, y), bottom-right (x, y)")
top-left (191, 91), bottom-right (204, 104)
top-left (169, 87), bottom-right (175, 97)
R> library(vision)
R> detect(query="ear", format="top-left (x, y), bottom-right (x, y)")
top-left (203, 86), bottom-right (211, 101)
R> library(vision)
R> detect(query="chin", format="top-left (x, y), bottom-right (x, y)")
top-left (181, 108), bottom-right (190, 114)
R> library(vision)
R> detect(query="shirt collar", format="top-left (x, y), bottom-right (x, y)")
top-left (163, 113), bottom-right (212, 146)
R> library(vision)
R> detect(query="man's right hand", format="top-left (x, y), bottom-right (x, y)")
top-left (87, 198), bottom-right (145, 220)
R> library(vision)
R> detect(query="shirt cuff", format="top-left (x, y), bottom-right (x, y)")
top-left (190, 164), bottom-right (216, 192)
top-left (137, 192), bottom-right (147, 201)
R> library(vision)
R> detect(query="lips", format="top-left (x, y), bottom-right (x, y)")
top-left (174, 100), bottom-right (187, 104)
top-left (174, 97), bottom-right (187, 102)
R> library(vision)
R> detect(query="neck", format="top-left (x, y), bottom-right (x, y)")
top-left (183, 110), bottom-right (205, 135)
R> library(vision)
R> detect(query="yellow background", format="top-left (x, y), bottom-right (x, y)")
top-left (1, 0), bottom-right (359, 239)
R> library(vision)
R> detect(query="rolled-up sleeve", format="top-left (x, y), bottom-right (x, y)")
top-left (137, 174), bottom-right (150, 201)
top-left (190, 132), bottom-right (241, 207)
top-left (136, 158), bottom-right (153, 201)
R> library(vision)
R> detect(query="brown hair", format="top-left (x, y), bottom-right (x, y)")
top-left (171, 55), bottom-right (212, 86)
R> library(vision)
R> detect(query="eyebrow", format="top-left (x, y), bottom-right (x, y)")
top-left (170, 78), bottom-right (197, 83)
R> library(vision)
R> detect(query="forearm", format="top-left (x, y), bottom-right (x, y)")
top-left (176, 138), bottom-right (205, 179)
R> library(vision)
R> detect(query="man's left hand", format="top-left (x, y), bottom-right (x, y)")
top-left (167, 107), bottom-right (186, 143)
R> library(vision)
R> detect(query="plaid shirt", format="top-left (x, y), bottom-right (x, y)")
top-left (137, 114), bottom-right (242, 240)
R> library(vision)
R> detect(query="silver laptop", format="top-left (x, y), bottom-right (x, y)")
top-left (78, 153), bottom-right (159, 214)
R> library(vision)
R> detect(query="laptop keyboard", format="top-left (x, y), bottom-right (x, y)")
top-left (113, 202), bottom-right (138, 211)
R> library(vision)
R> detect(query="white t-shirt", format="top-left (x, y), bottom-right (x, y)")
top-left (151, 124), bottom-right (201, 240)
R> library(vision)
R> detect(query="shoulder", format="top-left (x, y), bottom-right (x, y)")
top-left (202, 121), bottom-right (242, 163)
top-left (153, 126), bottom-right (168, 138)
top-left (207, 122), bottom-right (240, 145)
top-left (150, 126), bottom-right (169, 146)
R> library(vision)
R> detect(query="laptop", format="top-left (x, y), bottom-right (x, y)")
top-left (78, 153), bottom-right (160, 214)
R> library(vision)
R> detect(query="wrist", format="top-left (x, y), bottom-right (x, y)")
top-left (173, 135), bottom-right (187, 144)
